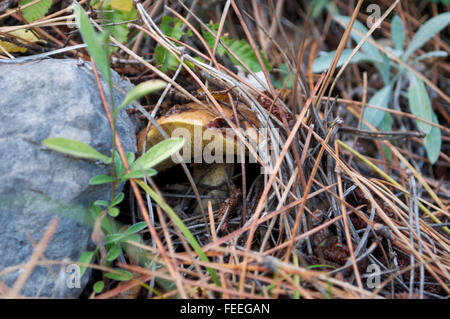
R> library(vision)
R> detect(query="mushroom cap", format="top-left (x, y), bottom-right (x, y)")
top-left (137, 102), bottom-right (260, 171)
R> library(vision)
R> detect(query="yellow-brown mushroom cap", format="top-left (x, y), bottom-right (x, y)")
top-left (137, 102), bottom-right (260, 171)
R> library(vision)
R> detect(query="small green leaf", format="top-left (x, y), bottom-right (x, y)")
top-left (123, 233), bottom-right (141, 243)
top-left (414, 50), bottom-right (448, 62)
top-left (123, 221), bottom-right (148, 236)
top-left (93, 281), bottom-right (105, 293)
top-left (203, 24), bottom-right (226, 56)
top-left (78, 251), bottom-right (95, 276)
top-left (203, 24), bottom-right (271, 72)
top-left (155, 17), bottom-right (185, 72)
top-left (273, 63), bottom-right (294, 89)
top-left (424, 112), bottom-right (441, 164)
top-left (312, 49), bottom-right (371, 73)
top-left (226, 38), bottom-right (271, 72)
top-left (362, 85), bottom-right (392, 129)
top-left (108, 207), bottom-right (120, 217)
top-left (94, 200), bottom-right (109, 207)
top-left (155, 45), bottom-right (180, 72)
top-left (391, 15), bottom-right (405, 52)
top-left (160, 16), bottom-right (185, 39)
top-left (114, 151), bottom-right (124, 177)
top-left (118, 80), bottom-right (167, 113)
top-left (90, 174), bottom-right (114, 185)
top-left (42, 137), bottom-right (110, 162)
top-left (120, 168), bottom-right (158, 181)
top-left (310, 0), bottom-right (331, 18)
top-left (126, 152), bottom-right (136, 165)
top-left (404, 12), bottom-right (450, 60)
top-left (408, 75), bottom-right (432, 134)
top-left (105, 233), bottom-right (135, 245)
top-left (111, 192), bottom-right (125, 207)
top-left (376, 53), bottom-right (391, 86)
top-left (115, 151), bottom-right (138, 181)
top-left (73, 3), bottom-right (111, 84)
top-left (106, 243), bottom-right (122, 262)
top-left (104, 269), bottom-right (133, 281)
top-left (103, 9), bottom-right (135, 47)
top-left (131, 138), bottom-right (185, 171)
top-left (20, 0), bottom-right (52, 22)
top-left (90, 203), bottom-right (102, 217)
top-left (104, 222), bottom-right (147, 245)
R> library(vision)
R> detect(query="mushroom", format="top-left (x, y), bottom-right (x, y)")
top-left (137, 101), bottom-right (261, 171)
top-left (137, 100), bottom-right (262, 216)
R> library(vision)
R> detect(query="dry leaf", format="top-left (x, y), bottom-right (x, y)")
top-left (0, 29), bottom-right (44, 53)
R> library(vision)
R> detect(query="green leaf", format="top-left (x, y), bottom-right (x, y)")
top-left (312, 49), bottom-right (372, 73)
top-left (408, 75), bottom-right (432, 134)
top-left (123, 221), bottom-right (148, 236)
top-left (111, 192), bottom-right (125, 207)
top-left (391, 15), bottom-right (405, 52)
top-left (425, 112), bottom-right (441, 164)
top-left (104, 222), bottom-right (147, 245)
top-left (376, 53), bottom-right (391, 85)
top-left (94, 200), bottom-right (109, 207)
top-left (273, 63), bottom-right (294, 89)
top-left (131, 138), bottom-right (185, 171)
top-left (90, 202), bottom-right (102, 217)
top-left (73, 3), bottom-right (111, 84)
top-left (117, 80), bottom-right (167, 113)
top-left (414, 50), bottom-right (448, 62)
top-left (335, 15), bottom-right (382, 63)
top-left (106, 243), bottom-right (122, 262)
top-left (155, 45), bottom-right (180, 72)
top-left (78, 251), bottom-right (95, 276)
top-left (203, 24), bottom-right (271, 72)
top-left (20, 0), bottom-right (52, 22)
top-left (160, 16), bottom-right (185, 39)
top-left (90, 174), bottom-right (114, 185)
top-left (104, 269), bottom-right (133, 281)
top-left (108, 207), bottom-right (120, 217)
top-left (310, 0), bottom-right (331, 18)
top-left (42, 137), bottom-right (110, 162)
top-left (90, 203), bottom-right (114, 234)
top-left (362, 85), bottom-right (392, 129)
top-left (105, 232), bottom-right (139, 245)
top-left (404, 12), bottom-right (450, 60)
top-left (120, 168), bottom-right (158, 181)
top-left (203, 24), bottom-right (226, 56)
top-left (126, 152), bottom-right (136, 165)
top-left (103, 9), bottom-right (135, 45)
top-left (226, 38), bottom-right (271, 72)
top-left (155, 16), bottom-right (185, 72)
top-left (114, 151), bottom-right (124, 177)
top-left (93, 281), bottom-right (105, 293)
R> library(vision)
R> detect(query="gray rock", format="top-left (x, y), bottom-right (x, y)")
top-left (0, 58), bottom-right (138, 298)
